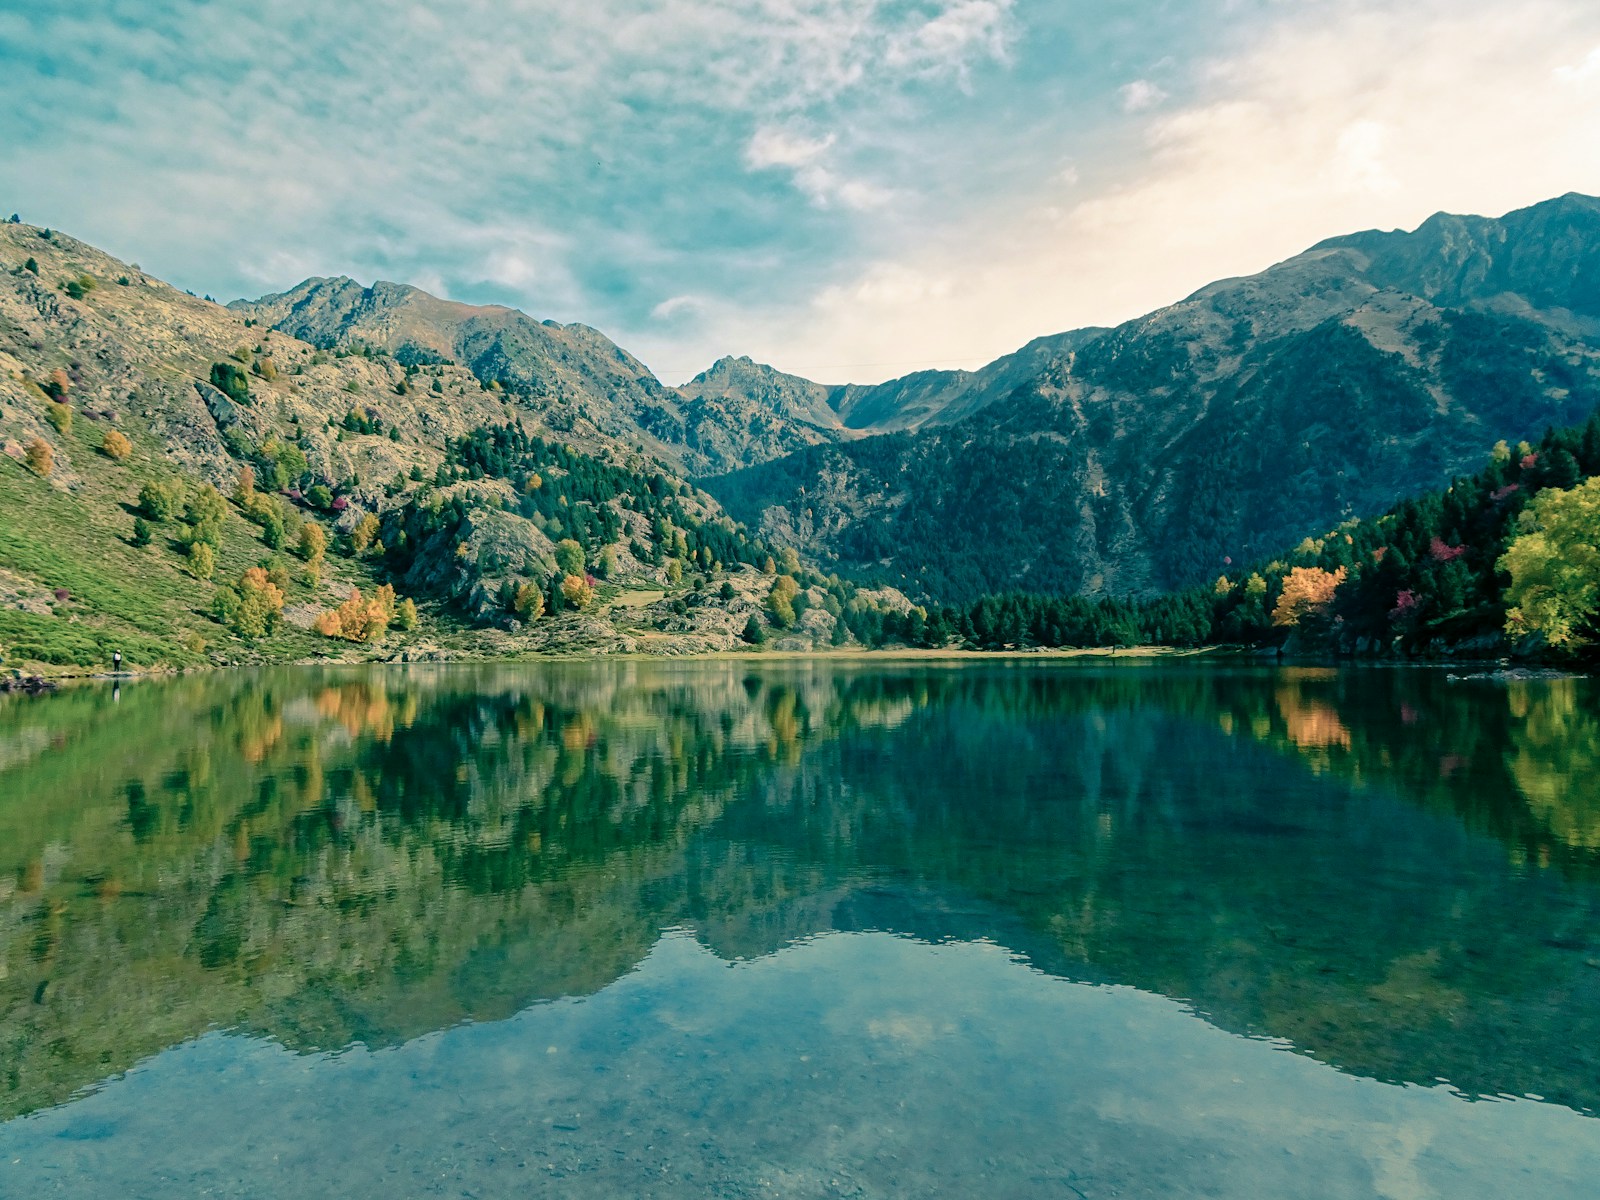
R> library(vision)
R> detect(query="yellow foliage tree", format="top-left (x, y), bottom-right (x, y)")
top-left (560, 574), bottom-right (595, 610)
top-left (513, 582), bottom-right (545, 621)
top-left (298, 522), bottom-right (327, 564)
top-left (766, 575), bottom-right (800, 627)
top-left (187, 542), bottom-right (215, 580)
top-left (101, 429), bottom-right (132, 460)
top-left (1271, 566), bottom-right (1347, 627)
top-left (350, 513), bottom-right (380, 554)
top-left (315, 585), bottom-right (396, 643)
top-left (223, 567), bottom-right (286, 638)
top-left (24, 437), bottom-right (53, 477)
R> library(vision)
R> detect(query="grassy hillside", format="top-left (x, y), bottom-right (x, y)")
top-left (0, 221), bottom-right (913, 672)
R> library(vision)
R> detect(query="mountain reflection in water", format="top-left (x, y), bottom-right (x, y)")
top-left (1, 660), bottom-right (1598, 1136)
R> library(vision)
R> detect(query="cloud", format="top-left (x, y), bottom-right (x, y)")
top-left (650, 294), bottom-right (707, 320)
top-left (884, 0), bottom-right (1016, 83)
top-left (1555, 43), bottom-right (1600, 84)
top-left (1120, 79), bottom-right (1168, 112)
top-left (7, 0), bottom-right (1597, 389)
top-left (744, 125), bottom-right (896, 210)
top-left (745, 127), bottom-right (837, 171)
top-left (720, 0), bottom-right (1600, 382)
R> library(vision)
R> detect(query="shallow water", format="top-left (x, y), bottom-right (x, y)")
top-left (1, 660), bottom-right (1598, 1196)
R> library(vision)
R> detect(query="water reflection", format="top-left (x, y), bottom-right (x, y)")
top-left (1, 660), bottom-right (1599, 1128)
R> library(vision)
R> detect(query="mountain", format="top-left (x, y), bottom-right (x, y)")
top-left (233, 281), bottom-right (855, 477)
top-left (826, 326), bottom-right (1113, 431)
top-left (0, 221), bottom-right (910, 672)
top-left (233, 279), bottom-right (1116, 468)
top-left (673, 355), bottom-right (849, 466)
top-left (702, 193), bottom-right (1600, 602)
top-left (6, 192), bottom-right (1600, 670)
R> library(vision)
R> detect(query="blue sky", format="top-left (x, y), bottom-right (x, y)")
top-left (3, 1), bottom-right (1599, 382)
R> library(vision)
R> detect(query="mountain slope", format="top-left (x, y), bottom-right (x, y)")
top-left (704, 194), bottom-right (1600, 602)
top-left (234, 281), bottom-right (861, 476)
top-left (0, 222), bottom-right (907, 671)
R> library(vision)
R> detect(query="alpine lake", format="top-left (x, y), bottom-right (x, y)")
top-left (1, 659), bottom-right (1598, 1198)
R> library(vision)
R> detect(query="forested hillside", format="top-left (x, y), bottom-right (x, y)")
top-left (705, 194), bottom-right (1600, 602)
top-left (912, 409), bottom-right (1600, 661)
top-left (6, 193), bottom-right (1600, 672)
top-left (0, 220), bottom-right (909, 672)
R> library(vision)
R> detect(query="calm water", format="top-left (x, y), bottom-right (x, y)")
top-left (1, 660), bottom-right (1599, 1197)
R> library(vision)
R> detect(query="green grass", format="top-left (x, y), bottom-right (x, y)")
top-left (0, 419), bottom-right (391, 671)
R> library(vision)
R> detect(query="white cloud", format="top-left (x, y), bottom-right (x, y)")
top-left (1330, 119), bottom-right (1399, 196)
top-left (745, 124), bottom-right (896, 210)
top-left (723, 0), bottom-right (1600, 383)
top-left (745, 127), bottom-right (837, 171)
top-left (884, 0), bottom-right (1016, 83)
top-left (1555, 43), bottom-right (1600, 84)
top-left (651, 294), bottom-right (707, 320)
top-left (1120, 79), bottom-right (1168, 113)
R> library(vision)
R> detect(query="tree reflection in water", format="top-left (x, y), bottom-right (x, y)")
top-left (2, 660), bottom-right (1598, 1121)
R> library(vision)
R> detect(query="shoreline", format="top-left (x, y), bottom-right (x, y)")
top-left (11, 641), bottom-right (1579, 686)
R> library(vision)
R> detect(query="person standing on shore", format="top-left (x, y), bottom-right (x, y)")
top-left (112, 650), bottom-right (122, 673)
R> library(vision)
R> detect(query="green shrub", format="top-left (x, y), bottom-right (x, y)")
top-left (187, 541), bottom-right (215, 580)
top-left (209, 361), bottom-right (250, 404)
top-left (137, 479), bottom-right (183, 521)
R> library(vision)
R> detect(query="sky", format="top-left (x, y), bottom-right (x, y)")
top-left (3, 0), bottom-right (1600, 384)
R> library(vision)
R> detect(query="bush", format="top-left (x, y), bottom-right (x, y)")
top-left (23, 257), bottom-right (37, 275)
top-left (101, 429), bottom-right (132, 460)
top-left (138, 479), bottom-right (183, 521)
top-left (554, 538), bottom-right (585, 575)
top-left (131, 516), bottom-right (153, 546)
top-left (24, 438), bottom-right (53, 478)
top-left (742, 615), bottom-right (767, 644)
top-left (187, 542), bottom-right (216, 580)
top-left (45, 402), bottom-right (72, 434)
top-left (209, 361), bottom-right (250, 404)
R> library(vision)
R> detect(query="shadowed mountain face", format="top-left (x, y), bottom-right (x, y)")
top-left (704, 194), bottom-right (1600, 600)
top-left (4, 661), bottom-right (1600, 1123)
top-left (228, 193), bottom-right (1600, 602)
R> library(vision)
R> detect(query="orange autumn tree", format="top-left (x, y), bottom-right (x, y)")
top-left (1271, 565), bottom-right (1347, 627)
top-left (315, 584), bottom-right (398, 643)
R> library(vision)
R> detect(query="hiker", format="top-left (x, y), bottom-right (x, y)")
top-left (112, 650), bottom-right (122, 673)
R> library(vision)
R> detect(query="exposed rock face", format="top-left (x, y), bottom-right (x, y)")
top-left (233, 283), bottom-right (858, 477)
top-left (10, 192), bottom-right (1600, 620)
top-left (703, 194), bottom-right (1600, 602)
